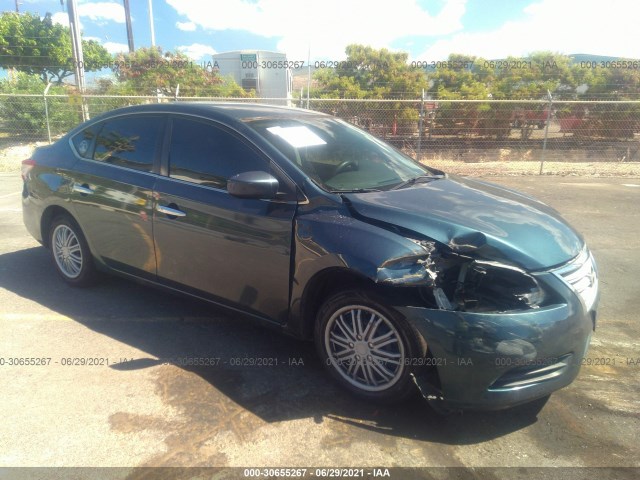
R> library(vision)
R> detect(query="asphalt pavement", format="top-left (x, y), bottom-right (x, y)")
top-left (0, 173), bottom-right (639, 478)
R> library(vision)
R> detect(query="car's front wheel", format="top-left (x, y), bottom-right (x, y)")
top-left (315, 289), bottom-right (426, 403)
top-left (49, 215), bottom-right (96, 287)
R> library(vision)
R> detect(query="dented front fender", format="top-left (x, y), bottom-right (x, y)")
top-left (294, 210), bottom-right (433, 284)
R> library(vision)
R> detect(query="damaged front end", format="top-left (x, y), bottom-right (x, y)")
top-left (293, 206), bottom-right (596, 411)
top-left (375, 237), bottom-right (549, 314)
top-left (373, 236), bottom-right (578, 412)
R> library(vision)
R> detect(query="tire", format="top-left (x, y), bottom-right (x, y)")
top-left (315, 289), bottom-right (427, 403)
top-left (49, 215), bottom-right (96, 287)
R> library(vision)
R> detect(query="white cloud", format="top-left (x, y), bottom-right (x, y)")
top-left (177, 43), bottom-right (217, 60)
top-left (103, 42), bottom-right (129, 54)
top-left (417, 0), bottom-right (640, 60)
top-left (165, 0), bottom-right (466, 60)
top-left (50, 2), bottom-right (125, 30)
top-left (49, 14), bottom-right (125, 54)
top-left (51, 12), bottom-right (70, 28)
top-left (77, 2), bottom-right (125, 24)
top-left (176, 21), bottom-right (197, 31)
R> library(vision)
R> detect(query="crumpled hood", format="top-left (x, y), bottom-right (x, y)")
top-left (343, 175), bottom-right (583, 270)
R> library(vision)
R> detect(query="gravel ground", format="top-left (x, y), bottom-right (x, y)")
top-left (0, 143), bottom-right (47, 173)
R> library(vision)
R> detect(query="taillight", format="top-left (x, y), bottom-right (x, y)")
top-left (21, 159), bottom-right (36, 181)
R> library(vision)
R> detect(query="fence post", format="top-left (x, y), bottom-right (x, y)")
top-left (539, 91), bottom-right (553, 175)
top-left (417, 89), bottom-right (425, 162)
top-left (43, 82), bottom-right (52, 144)
top-left (306, 48), bottom-right (311, 109)
top-left (428, 101), bottom-right (436, 141)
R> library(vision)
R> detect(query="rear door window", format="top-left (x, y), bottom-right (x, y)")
top-left (93, 115), bottom-right (164, 172)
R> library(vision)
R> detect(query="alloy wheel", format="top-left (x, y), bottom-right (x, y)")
top-left (324, 305), bottom-right (406, 392)
top-left (52, 224), bottom-right (83, 279)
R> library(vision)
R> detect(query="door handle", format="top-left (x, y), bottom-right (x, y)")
top-left (157, 204), bottom-right (186, 218)
top-left (72, 184), bottom-right (94, 195)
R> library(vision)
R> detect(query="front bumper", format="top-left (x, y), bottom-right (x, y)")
top-left (396, 273), bottom-right (597, 411)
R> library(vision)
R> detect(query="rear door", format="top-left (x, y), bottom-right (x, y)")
top-left (152, 115), bottom-right (297, 322)
top-left (70, 114), bottom-right (165, 278)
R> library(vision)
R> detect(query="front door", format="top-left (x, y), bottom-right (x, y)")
top-left (152, 116), bottom-right (296, 322)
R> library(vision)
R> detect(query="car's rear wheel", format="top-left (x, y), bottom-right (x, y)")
top-left (315, 289), bottom-right (426, 403)
top-left (49, 215), bottom-right (96, 287)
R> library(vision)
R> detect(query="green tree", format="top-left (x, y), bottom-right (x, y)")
top-left (491, 52), bottom-right (577, 100)
top-left (311, 69), bottom-right (366, 99)
top-left (112, 47), bottom-right (250, 97)
top-left (426, 54), bottom-right (492, 100)
top-left (571, 68), bottom-right (640, 138)
top-left (313, 44), bottom-right (429, 99)
top-left (580, 67), bottom-right (640, 100)
top-left (311, 44), bottom-right (429, 134)
top-left (0, 72), bottom-right (76, 137)
top-left (422, 54), bottom-right (496, 137)
top-left (0, 11), bottom-right (111, 84)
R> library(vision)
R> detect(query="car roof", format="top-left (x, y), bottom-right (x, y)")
top-left (90, 101), bottom-right (329, 124)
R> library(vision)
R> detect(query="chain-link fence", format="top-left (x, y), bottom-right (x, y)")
top-left (1, 92), bottom-right (639, 176)
top-left (306, 98), bottom-right (640, 176)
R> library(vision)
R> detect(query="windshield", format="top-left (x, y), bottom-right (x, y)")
top-left (244, 116), bottom-right (433, 192)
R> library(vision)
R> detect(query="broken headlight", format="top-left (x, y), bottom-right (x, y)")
top-left (377, 238), bottom-right (547, 313)
top-left (451, 260), bottom-right (547, 312)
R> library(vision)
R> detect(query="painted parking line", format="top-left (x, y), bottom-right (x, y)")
top-left (0, 313), bottom-right (75, 322)
top-left (558, 182), bottom-right (640, 189)
top-left (0, 313), bottom-right (211, 323)
top-left (558, 182), bottom-right (607, 187)
top-left (0, 191), bottom-right (20, 199)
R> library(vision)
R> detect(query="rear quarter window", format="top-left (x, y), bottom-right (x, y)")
top-left (71, 125), bottom-right (99, 159)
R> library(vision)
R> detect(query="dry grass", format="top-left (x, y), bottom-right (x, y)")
top-left (413, 145), bottom-right (640, 177)
top-left (426, 159), bottom-right (640, 177)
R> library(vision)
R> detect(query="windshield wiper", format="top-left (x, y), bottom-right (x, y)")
top-left (330, 188), bottom-right (382, 193)
top-left (390, 174), bottom-right (445, 190)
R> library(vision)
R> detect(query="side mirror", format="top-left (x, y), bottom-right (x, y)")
top-left (227, 171), bottom-right (279, 199)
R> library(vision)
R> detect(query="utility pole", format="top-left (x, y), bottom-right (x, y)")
top-left (123, 0), bottom-right (134, 52)
top-left (67, 0), bottom-right (88, 121)
top-left (148, 0), bottom-right (156, 47)
top-left (15, 0), bottom-right (19, 12)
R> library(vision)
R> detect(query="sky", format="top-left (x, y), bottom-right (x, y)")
top-left (5, 0), bottom-right (640, 63)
